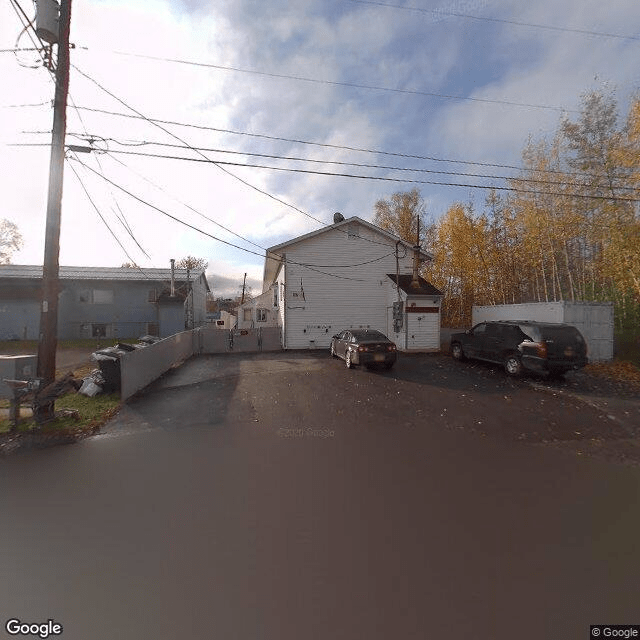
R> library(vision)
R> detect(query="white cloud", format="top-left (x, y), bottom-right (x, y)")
top-left (1, 0), bottom-right (638, 286)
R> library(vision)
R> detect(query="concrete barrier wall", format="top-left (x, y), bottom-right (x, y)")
top-left (120, 326), bottom-right (283, 400)
top-left (120, 330), bottom-right (197, 400)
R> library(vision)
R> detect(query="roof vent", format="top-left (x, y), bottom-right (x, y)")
top-left (333, 212), bottom-right (345, 223)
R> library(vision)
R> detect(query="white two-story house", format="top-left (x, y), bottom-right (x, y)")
top-left (259, 215), bottom-right (443, 351)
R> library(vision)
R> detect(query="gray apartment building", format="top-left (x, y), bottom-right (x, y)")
top-left (0, 265), bottom-right (210, 340)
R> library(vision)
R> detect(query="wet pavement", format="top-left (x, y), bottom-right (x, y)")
top-left (1, 351), bottom-right (640, 640)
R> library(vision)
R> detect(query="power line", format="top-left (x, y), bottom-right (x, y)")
top-left (68, 65), bottom-right (398, 249)
top-left (103, 149), bottom-right (265, 253)
top-left (97, 147), bottom-right (640, 203)
top-left (77, 136), bottom-right (640, 194)
top-left (70, 63), bottom-right (324, 227)
top-left (94, 47), bottom-right (576, 114)
top-left (68, 157), bottom-right (148, 270)
top-left (60, 106), bottom-right (602, 179)
top-left (0, 100), bottom-right (50, 108)
top-left (68, 156), bottom-right (400, 281)
top-left (104, 153), bottom-right (397, 269)
top-left (14, 136), bottom-right (640, 198)
top-left (67, 93), bottom-right (153, 261)
top-left (349, 0), bottom-right (640, 42)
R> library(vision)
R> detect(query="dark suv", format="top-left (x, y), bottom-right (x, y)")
top-left (450, 321), bottom-right (588, 377)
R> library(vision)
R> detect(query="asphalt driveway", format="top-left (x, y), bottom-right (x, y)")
top-left (111, 350), bottom-right (640, 461)
top-left (2, 351), bottom-right (640, 640)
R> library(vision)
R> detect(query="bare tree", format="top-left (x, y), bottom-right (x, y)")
top-left (176, 256), bottom-right (208, 271)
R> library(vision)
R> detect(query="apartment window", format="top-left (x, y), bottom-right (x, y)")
top-left (92, 289), bottom-right (114, 304)
top-left (256, 308), bottom-right (267, 323)
top-left (147, 322), bottom-right (159, 336)
top-left (243, 308), bottom-right (252, 322)
top-left (148, 289), bottom-right (157, 302)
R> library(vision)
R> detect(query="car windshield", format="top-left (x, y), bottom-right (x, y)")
top-left (350, 330), bottom-right (388, 341)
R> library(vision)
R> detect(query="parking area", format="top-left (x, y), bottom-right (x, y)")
top-left (108, 350), bottom-right (640, 465)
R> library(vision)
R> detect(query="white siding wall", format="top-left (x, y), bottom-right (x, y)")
top-left (282, 226), bottom-right (414, 349)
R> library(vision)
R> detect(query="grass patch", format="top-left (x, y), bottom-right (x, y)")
top-left (0, 391), bottom-right (120, 434)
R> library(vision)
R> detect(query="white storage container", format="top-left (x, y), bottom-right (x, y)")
top-left (472, 302), bottom-right (614, 362)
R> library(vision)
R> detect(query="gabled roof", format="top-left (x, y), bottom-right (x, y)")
top-left (263, 216), bottom-right (432, 286)
top-left (0, 265), bottom-right (210, 290)
top-left (387, 274), bottom-right (443, 297)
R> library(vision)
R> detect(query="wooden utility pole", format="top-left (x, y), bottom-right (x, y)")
top-left (241, 273), bottom-right (247, 304)
top-left (36, 0), bottom-right (72, 420)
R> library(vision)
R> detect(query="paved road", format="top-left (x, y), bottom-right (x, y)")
top-left (1, 352), bottom-right (639, 640)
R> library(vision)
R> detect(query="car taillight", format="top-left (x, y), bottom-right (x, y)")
top-left (358, 345), bottom-right (368, 352)
top-left (534, 341), bottom-right (547, 358)
top-left (387, 345), bottom-right (396, 351)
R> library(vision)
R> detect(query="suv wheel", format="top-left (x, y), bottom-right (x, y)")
top-left (345, 350), bottom-right (353, 369)
top-left (504, 354), bottom-right (522, 377)
top-left (451, 342), bottom-right (465, 361)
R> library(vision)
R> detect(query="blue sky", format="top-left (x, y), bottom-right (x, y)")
top-left (1, 0), bottom-right (639, 296)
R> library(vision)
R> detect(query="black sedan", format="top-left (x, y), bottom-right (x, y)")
top-left (330, 329), bottom-right (397, 369)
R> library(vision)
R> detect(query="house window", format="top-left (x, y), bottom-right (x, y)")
top-left (256, 308), bottom-right (267, 323)
top-left (273, 285), bottom-right (279, 308)
top-left (147, 322), bottom-right (159, 336)
top-left (148, 289), bottom-right (157, 302)
top-left (348, 224), bottom-right (359, 238)
top-left (92, 289), bottom-right (114, 304)
top-left (243, 308), bottom-right (252, 322)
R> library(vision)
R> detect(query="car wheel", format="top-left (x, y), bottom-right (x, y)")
top-left (548, 369), bottom-right (566, 380)
top-left (345, 350), bottom-right (353, 369)
top-left (451, 342), bottom-right (465, 361)
top-left (384, 362), bottom-right (394, 370)
top-left (504, 354), bottom-right (522, 377)
top-left (330, 343), bottom-right (336, 358)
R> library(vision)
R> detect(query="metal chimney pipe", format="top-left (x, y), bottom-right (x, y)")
top-left (170, 258), bottom-right (175, 297)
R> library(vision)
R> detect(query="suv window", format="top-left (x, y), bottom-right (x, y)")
top-left (540, 325), bottom-right (584, 343)
top-left (518, 325), bottom-right (540, 342)
top-left (472, 323), bottom-right (487, 335)
top-left (485, 324), bottom-right (502, 337)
